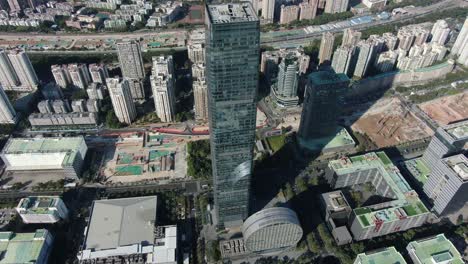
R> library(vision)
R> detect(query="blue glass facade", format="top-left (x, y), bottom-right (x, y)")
top-left (205, 3), bottom-right (260, 227)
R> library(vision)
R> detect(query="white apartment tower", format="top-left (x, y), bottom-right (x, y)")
top-left (107, 77), bottom-right (137, 124)
top-left (0, 87), bottom-right (16, 124)
top-left (88, 63), bottom-right (109, 84)
top-left (193, 78), bottom-right (208, 120)
top-left (7, 49), bottom-right (38, 92)
top-left (299, 0), bottom-right (318, 21)
top-left (262, 0), bottom-right (275, 23)
top-left (150, 56), bottom-right (176, 123)
top-left (280, 5), bottom-right (299, 24)
top-left (452, 16), bottom-right (468, 66)
top-left (342, 28), bottom-right (362, 47)
top-left (0, 49), bottom-right (20, 89)
top-left (324, 0), bottom-right (348, 14)
top-left (331, 46), bottom-right (356, 76)
top-left (51, 64), bottom-right (71, 89)
top-left (319, 32), bottom-right (335, 65)
top-left (68, 64), bottom-right (91, 89)
top-left (116, 40), bottom-right (145, 79)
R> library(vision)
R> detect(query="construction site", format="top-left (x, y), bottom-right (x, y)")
top-left (419, 91), bottom-right (468, 126)
top-left (99, 131), bottom-right (188, 183)
top-left (349, 97), bottom-right (434, 148)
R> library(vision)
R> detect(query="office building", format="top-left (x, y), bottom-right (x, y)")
top-left (423, 154), bottom-right (468, 216)
top-left (354, 247), bottom-right (406, 264)
top-left (342, 28), bottom-right (361, 47)
top-left (116, 40), bottom-right (145, 79)
top-left (353, 40), bottom-right (377, 78)
top-left (0, 136), bottom-right (88, 179)
top-left (151, 56), bottom-right (176, 122)
top-left (272, 53), bottom-right (299, 107)
top-left (406, 234), bottom-right (463, 264)
top-left (6, 49), bottom-right (38, 91)
top-left (107, 77), bottom-right (137, 124)
top-left (71, 99), bottom-right (86, 112)
top-left (0, 229), bottom-right (53, 264)
top-left (279, 5), bottom-right (299, 24)
top-left (127, 78), bottom-right (145, 100)
top-left (41, 83), bottom-right (63, 100)
top-left (261, 0), bottom-right (275, 23)
top-left (242, 207), bottom-right (303, 256)
top-left (88, 63), bottom-right (109, 84)
top-left (298, 71), bottom-right (349, 139)
top-left (193, 78), bottom-right (208, 120)
top-left (16, 196), bottom-right (69, 224)
top-left (324, 0), bottom-right (348, 14)
top-left (452, 16), bottom-right (468, 66)
top-left (319, 32), bottom-right (335, 65)
top-left (0, 87), bottom-right (16, 124)
top-left (86, 82), bottom-right (105, 100)
top-left (68, 63), bottom-right (91, 89)
top-left (374, 50), bottom-right (398, 73)
top-left (331, 45), bottom-right (356, 76)
top-left (299, 1), bottom-right (318, 20)
top-left (78, 196), bottom-right (178, 264)
top-left (431, 19), bottom-right (451, 45)
top-left (51, 64), bottom-right (71, 89)
top-left (325, 152), bottom-right (430, 241)
top-left (206, 3), bottom-right (259, 227)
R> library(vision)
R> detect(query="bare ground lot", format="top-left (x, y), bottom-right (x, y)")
top-left (419, 91), bottom-right (468, 125)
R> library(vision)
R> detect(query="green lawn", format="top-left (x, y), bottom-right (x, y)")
top-left (377, 152), bottom-right (392, 165)
top-left (266, 135), bottom-right (286, 153)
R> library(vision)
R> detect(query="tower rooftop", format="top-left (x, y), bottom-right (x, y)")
top-left (206, 3), bottom-right (258, 24)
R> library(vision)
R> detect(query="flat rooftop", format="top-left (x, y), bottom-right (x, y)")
top-left (443, 120), bottom-right (468, 140)
top-left (84, 196), bottom-right (157, 251)
top-left (0, 229), bottom-right (50, 264)
top-left (355, 247), bottom-right (407, 264)
top-left (17, 196), bottom-right (60, 214)
top-left (321, 191), bottom-right (351, 212)
top-left (329, 152), bottom-right (429, 228)
top-left (206, 3), bottom-right (258, 24)
top-left (407, 234), bottom-right (463, 264)
top-left (2, 137), bottom-right (85, 154)
top-left (442, 154), bottom-right (468, 182)
top-left (308, 71), bottom-right (349, 86)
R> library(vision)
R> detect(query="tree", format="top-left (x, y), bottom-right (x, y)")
top-left (306, 233), bottom-right (320, 254)
top-left (187, 140), bottom-right (212, 180)
top-left (402, 229), bottom-right (416, 241)
top-left (283, 182), bottom-right (295, 201)
top-left (350, 242), bottom-right (365, 255)
top-left (205, 240), bottom-right (221, 262)
top-left (71, 89), bottom-right (88, 100)
top-left (295, 177), bottom-right (308, 194)
top-left (105, 110), bottom-right (123, 129)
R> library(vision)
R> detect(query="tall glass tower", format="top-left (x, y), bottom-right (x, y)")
top-left (205, 3), bottom-right (260, 228)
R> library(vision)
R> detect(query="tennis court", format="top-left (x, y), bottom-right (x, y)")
top-left (115, 165), bottom-right (143, 176)
top-left (117, 153), bottom-right (134, 164)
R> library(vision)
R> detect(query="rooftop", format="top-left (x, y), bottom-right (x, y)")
top-left (0, 229), bottom-right (50, 264)
top-left (84, 196), bottom-right (157, 251)
top-left (355, 247), bottom-right (407, 264)
top-left (308, 71), bottom-right (350, 86)
top-left (321, 191), bottom-right (351, 212)
top-left (17, 196), bottom-right (60, 215)
top-left (206, 3), bottom-right (258, 24)
top-left (442, 154), bottom-right (468, 182)
top-left (443, 119), bottom-right (468, 140)
top-left (407, 234), bottom-right (463, 264)
top-left (329, 152), bottom-right (429, 228)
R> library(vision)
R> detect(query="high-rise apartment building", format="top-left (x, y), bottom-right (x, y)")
top-left (116, 40), bottom-right (145, 79)
top-left (331, 45), bottom-right (356, 76)
top-left (272, 54), bottom-right (299, 107)
top-left (52, 99), bottom-right (71, 113)
top-left (342, 28), bottom-right (361, 47)
top-left (193, 78), bottom-right (208, 120)
top-left (299, 0), bottom-right (318, 20)
top-left (127, 78), bottom-right (145, 100)
top-left (86, 83), bottom-right (105, 100)
top-left (150, 56), bottom-right (176, 122)
top-left (353, 40), bottom-right (377, 78)
top-left (279, 5), bottom-right (299, 24)
top-left (298, 71), bottom-right (349, 139)
top-left (107, 77), bottom-right (137, 124)
top-left (324, 0), bottom-right (348, 14)
top-left (261, 0), bottom-right (275, 23)
top-left (68, 63), bottom-right (91, 89)
top-left (430, 19), bottom-right (451, 45)
top-left (374, 50), bottom-right (398, 73)
top-left (188, 29), bottom-right (205, 64)
top-left (319, 32), bottom-right (335, 65)
top-left (88, 63), bottom-right (109, 84)
top-left (191, 63), bottom-right (205, 80)
top-left (51, 64), bottom-right (71, 89)
top-left (0, 49), bottom-right (20, 89)
top-left (382, 32), bottom-right (398, 51)
top-left (452, 16), bottom-right (468, 66)
top-left (6, 49), bottom-right (38, 91)
top-left (397, 29), bottom-right (416, 51)
top-left (0, 86), bottom-right (16, 124)
top-left (206, 3), bottom-right (259, 227)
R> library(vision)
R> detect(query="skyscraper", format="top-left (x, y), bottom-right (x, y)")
top-left (331, 45), bottom-right (356, 76)
top-left (353, 40), bottom-right (377, 78)
top-left (298, 71), bottom-right (349, 139)
top-left (7, 49), bottom-right (38, 91)
top-left (206, 3), bottom-right (259, 227)
top-left (88, 63), bottom-right (109, 84)
top-left (279, 5), bottom-right (299, 24)
top-left (261, 0), bottom-right (275, 23)
top-left (51, 64), bottom-right (71, 89)
top-left (116, 40), bottom-right (145, 79)
top-left (68, 63), bottom-right (91, 89)
top-left (452, 16), bottom-right (468, 66)
top-left (342, 28), bottom-right (361, 47)
top-left (107, 77), bottom-right (137, 124)
top-left (0, 86), bottom-right (16, 124)
top-left (272, 54), bottom-right (299, 107)
top-left (299, 1), bottom-right (318, 21)
top-left (431, 20), bottom-right (451, 45)
top-left (150, 56), bottom-right (176, 122)
top-left (319, 32), bottom-right (335, 65)
top-left (0, 49), bottom-right (20, 89)
top-left (324, 0), bottom-right (348, 14)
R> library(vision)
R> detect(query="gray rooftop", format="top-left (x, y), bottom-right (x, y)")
top-left (308, 71), bottom-right (350, 86)
top-left (84, 196), bottom-right (157, 250)
top-left (206, 3), bottom-right (258, 24)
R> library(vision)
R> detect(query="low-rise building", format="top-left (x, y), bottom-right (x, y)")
top-left (354, 247), bottom-right (406, 264)
top-left (16, 196), bottom-right (69, 224)
top-left (406, 234), bottom-right (463, 264)
top-left (320, 191), bottom-right (353, 245)
top-left (28, 112), bottom-right (98, 129)
top-left (0, 229), bottom-right (54, 264)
